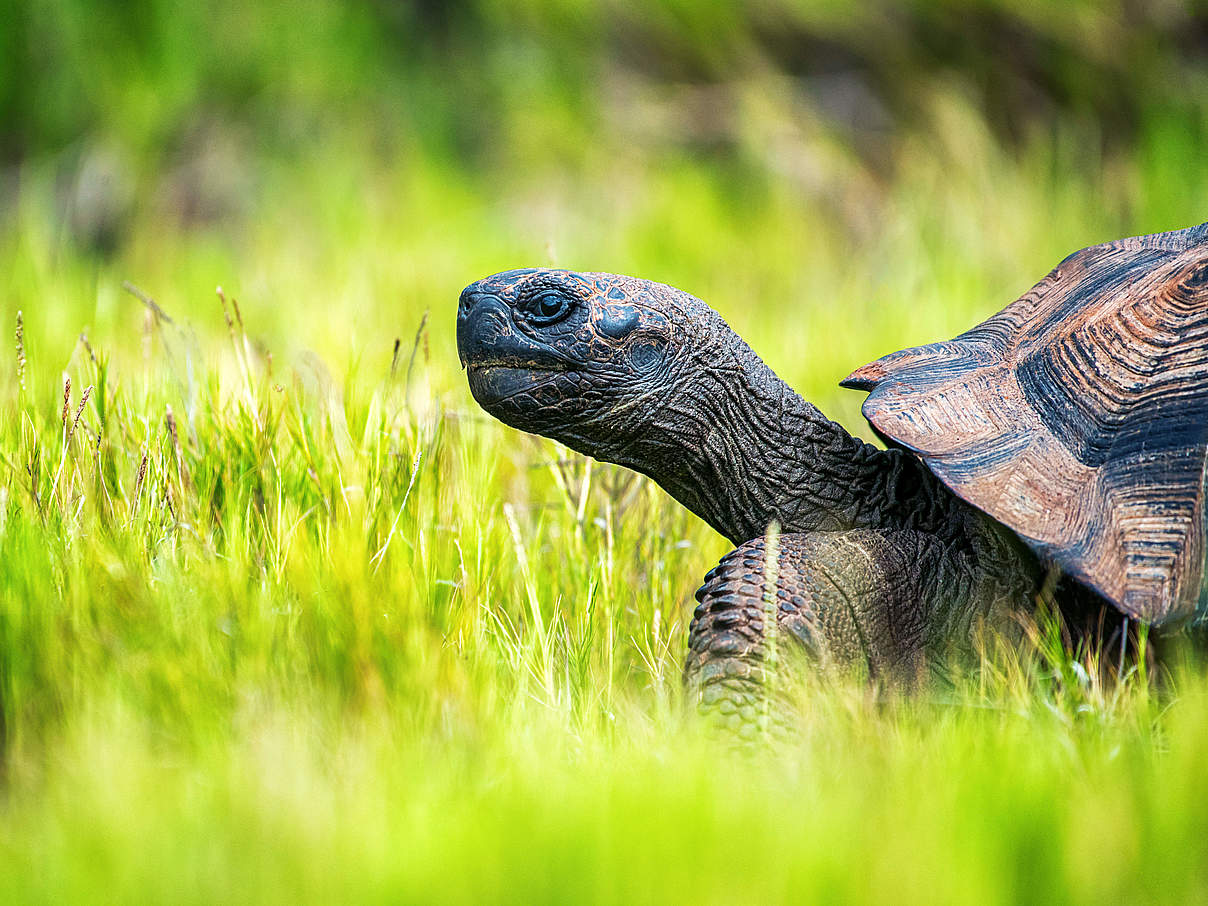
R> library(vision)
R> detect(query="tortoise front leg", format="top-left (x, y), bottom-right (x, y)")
top-left (684, 529), bottom-right (1002, 735)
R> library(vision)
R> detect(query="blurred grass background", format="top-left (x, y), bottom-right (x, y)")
top-left (2, 1), bottom-right (1208, 902)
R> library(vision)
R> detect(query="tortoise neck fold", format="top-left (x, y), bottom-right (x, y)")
top-left (621, 338), bottom-right (954, 545)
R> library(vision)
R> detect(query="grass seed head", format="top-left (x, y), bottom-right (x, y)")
top-left (15, 310), bottom-right (25, 391)
top-left (79, 331), bottom-right (97, 363)
top-left (67, 385), bottom-right (93, 446)
top-left (132, 450), bottom-right (149, 511)
top-left (165, 404), bottom-right (179, 449)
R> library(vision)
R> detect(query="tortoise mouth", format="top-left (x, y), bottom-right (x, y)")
top-left (465, 358), bottom-right (574, 410)
top-left (464, 357), bottom-right (568, 373)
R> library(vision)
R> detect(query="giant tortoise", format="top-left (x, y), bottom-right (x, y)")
top-left (456, 223), bottom-right (1208, 722)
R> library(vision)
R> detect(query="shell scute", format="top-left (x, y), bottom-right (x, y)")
top-left (845, 223), bottom-right (1208, 623)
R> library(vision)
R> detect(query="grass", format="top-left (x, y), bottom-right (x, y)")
top-left (2, 98), bottom-right (1208, 902)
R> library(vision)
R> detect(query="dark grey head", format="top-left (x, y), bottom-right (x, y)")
top-left (457, 268), bottom-right (727, 464)
top-left (457, 267), bottom-right (891, 544)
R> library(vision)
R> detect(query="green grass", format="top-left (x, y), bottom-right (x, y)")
top-left (2, 95), bottom-right (1208, 902)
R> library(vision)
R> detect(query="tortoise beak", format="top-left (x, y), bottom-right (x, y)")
top-left (456, 283), bottom-right (486, 369)
top-left (456, 288), bottom-right (514, 368)
top-left (457, 283), bottom-right (569, 372)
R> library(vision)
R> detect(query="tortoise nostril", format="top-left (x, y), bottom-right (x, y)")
top-left (458, 286), bottom-right (479, 315)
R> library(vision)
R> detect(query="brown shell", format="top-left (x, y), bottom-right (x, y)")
top-left (842, 223), bottom-right (1208, 624)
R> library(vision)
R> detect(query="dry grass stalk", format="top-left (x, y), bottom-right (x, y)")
top-left (217, 285), bottom-right (235, 332)
top-left (121, 281), bottom-right (174, 324)
top-left (231, 295), bottom-right (246, 333)
top-left (15, 310), bottom-right (25, 391)
top-left (66, 385), bottom-right (93, 447)
top-left (165, 404), bottom-right (192, 490)
top-left (60, 376), bottom-right (71, 425)
top-left (165, 404), bottom-right (179, 451)
top-left (217, 286), bottom-right (261, 428)
top-left (79, 331), bottom-right (97, 363)
top-left (404, 310), bottom-right (430, 395)
top-left (133, 451), bottom-right (149, 512)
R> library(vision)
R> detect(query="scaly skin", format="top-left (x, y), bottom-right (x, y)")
top-left (685, 528), bottom-right (1035, 734)
top-left (456, 269), bottom-right (1043, 721)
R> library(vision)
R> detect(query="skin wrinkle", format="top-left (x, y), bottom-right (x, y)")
top-left (813, 553), bottom-right (877, 675)
top-left (677, 349), bottom-right (878, 542)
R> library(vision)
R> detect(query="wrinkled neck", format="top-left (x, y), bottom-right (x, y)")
top-left (613, 339), bottom-right (952, 545)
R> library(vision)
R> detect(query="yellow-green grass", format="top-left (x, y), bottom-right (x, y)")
top-left (2, 107), bottom-right (1208, 903)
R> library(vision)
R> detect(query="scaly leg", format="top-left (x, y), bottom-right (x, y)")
top-left (684, 529), bottom-right (1020, 735)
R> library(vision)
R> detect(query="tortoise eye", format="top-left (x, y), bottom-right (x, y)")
top-left (529, 291), bottom-right (572, 325)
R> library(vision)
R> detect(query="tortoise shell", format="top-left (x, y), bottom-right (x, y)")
top-left (843, 223), bottom-right (1208, 625)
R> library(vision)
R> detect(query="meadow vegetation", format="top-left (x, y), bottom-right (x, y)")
top-left (2, 2), bottom-right (1208, 901)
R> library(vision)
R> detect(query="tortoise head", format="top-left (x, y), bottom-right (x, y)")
top-left (457, 268), bottom-right (717, 461)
